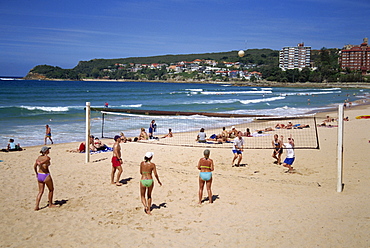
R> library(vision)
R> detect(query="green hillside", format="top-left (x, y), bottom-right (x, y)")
top-left (25, 48), bottom-right (368, 83)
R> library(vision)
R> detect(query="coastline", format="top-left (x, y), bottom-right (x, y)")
top-left (19, 76), bottom-right (370, 89)
top-left (84, 78), bottom-right (370, 88)
top-left (0, 101), bottom-right (369, 247)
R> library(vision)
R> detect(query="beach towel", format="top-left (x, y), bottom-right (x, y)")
top-left (90, 147), bottom-right (113, 154)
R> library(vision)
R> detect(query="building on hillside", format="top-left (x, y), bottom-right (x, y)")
top-left (339, 38), bottom-right (370, 74)
top-left (279, 43), bottom-right (311, 71)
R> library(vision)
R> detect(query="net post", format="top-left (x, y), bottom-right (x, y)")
top-left (337, 104), bottom-right (344, 192)
top-left (85, 102), bottom-right (91, 163)
top-left (101, 112), bottom-right (105, 138)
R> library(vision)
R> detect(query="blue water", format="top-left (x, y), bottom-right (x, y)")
top-left (1, 79), bottom-right (369, 147)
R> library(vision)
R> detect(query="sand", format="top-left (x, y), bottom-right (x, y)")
top-left (0, 104), bottom-right (369, 247)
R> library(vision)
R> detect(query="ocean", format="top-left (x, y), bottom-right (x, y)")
top-left (0, 79), bottom-right (369, 148)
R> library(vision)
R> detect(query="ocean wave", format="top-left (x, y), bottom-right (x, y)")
top-left (240, 96), bottom-right (285, 104)
top-left (283, 90), bottom-right (341, 96)
top-left (20, 105), bottom-right (69, 112)
top-left (185, 88), bottom-right (203, 92)
top-left (201, 90), bottom-right (272, 95)
top-left (320, 88), bottom-right (341, 91)
top-left (120, 104), bottom-right (142, 108)
top-left (227, 105), bottom-right (315, 116)
top-left (188, 99), bottom-right (240, 105)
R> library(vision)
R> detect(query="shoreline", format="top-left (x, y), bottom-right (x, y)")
top-left (19, 77), bottom-right (370, 89)
top-left (81, 78), bottom-right (370, 89)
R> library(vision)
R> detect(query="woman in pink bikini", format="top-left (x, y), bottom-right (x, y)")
top-left (33, 146), bottom-right (58, 210)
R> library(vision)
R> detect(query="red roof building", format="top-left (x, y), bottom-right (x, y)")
top-left (340, 38), bottom-right (370, 74)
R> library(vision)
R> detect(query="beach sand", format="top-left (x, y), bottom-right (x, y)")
top-left (0, 104), bottom-right (369, 247)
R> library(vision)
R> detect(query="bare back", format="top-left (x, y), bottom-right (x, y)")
top-left (198, 157), bottom-right (214, 172)
top-left (35, 155), bottom-right (51, 174)
top-left (140, 161), bottom-right (157, 180)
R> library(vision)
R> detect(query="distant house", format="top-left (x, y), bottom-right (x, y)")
top-left (228, 70), bottom-right (239, 78)
top-left (192, 59), bottom-right (202, 64)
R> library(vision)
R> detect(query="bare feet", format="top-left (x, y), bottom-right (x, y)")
top-left (145, 206), bottom-right (152, 215)
top-left (115, 182), bottom-right (123, 186)
top-left (34, 207), bottom-right (40, 211)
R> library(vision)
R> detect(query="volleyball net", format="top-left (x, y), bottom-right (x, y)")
top-left (89, 109), bottom-right (319, 149)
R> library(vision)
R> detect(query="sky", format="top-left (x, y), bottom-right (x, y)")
top-left (0, 0), bottom-right (369, 77)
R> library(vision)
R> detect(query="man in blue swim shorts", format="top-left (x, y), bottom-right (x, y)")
top-left (281, 135), bottom-right (295, 173)
top-left (44, 124), bottom-right (53, 145)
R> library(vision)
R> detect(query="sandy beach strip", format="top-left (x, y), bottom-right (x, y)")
top-left (0, 104), bottom-right (369, 247)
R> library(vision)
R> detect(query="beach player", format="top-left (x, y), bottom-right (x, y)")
top-left (281, 135), bottom-right (295, 173)
top-left (34, 146), bottom-right (58, 210)
top-left (272, 134), bottom-right (283, 165)
top-left (197, 149), bottom-right (214, 204)
top-left (44, 124), bottom-right (53, 145)
top-left (111, 135), bottom-right (123, 186)
top-left (232, 131), bottom-right (244, 167)
top-left (140, 152), bottom-right (162, 215)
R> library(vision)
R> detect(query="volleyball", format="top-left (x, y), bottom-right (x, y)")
top-left (238, 50), bottom-right (245, 57)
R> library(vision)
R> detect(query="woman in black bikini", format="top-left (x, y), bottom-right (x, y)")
top-left (272, 134), bottom-right (283, 165)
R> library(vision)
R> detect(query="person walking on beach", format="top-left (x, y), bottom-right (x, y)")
top-left (148, 120), bottom-right (157, 139)
top-left (198, 149), bottom-right (214, 204)
top-left (281, 135), bottom-right (295, 173)
top-left (44, 124), bottom-right (53, 145)
top-left (34, 146), bottom-right (58, 210)
top-left (140, 152), bottom-right (162, 215)
top-left (232, 131), bottom-right (244, 167)
top-left (111, 135), bottom-right (123, 186)
top-left (272, 134), bottom-right (283, 165)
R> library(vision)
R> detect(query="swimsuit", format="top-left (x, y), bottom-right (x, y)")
top-left (37, 173), bottom-right (50, 182)
top-left (111, 157), bottom-right (121, 167)
top-left (199, 162), bottom-right (212, 181)
top-left (141, 171), bottom-right (153, 187)
top-left (200, 172), bottom-right (212, 181)
top-left (141, 179), bottom-right (154, 187)
top-left (274, 141), bottom-right (283, 154)
top-left (45, 133), bottom-right (51, 137)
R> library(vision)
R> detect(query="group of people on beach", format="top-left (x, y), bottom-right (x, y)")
top-left (109, 134), bottom-right (213, 214)
top-left (195, 125), bottom-right (296, 170)
top-left (33, 133), bottom-right (215, 214)
top-left (33, 119), bottom-right (297, 214)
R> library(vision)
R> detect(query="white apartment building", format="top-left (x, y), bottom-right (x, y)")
top-left (279, 43), bottom-right (311, 71)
